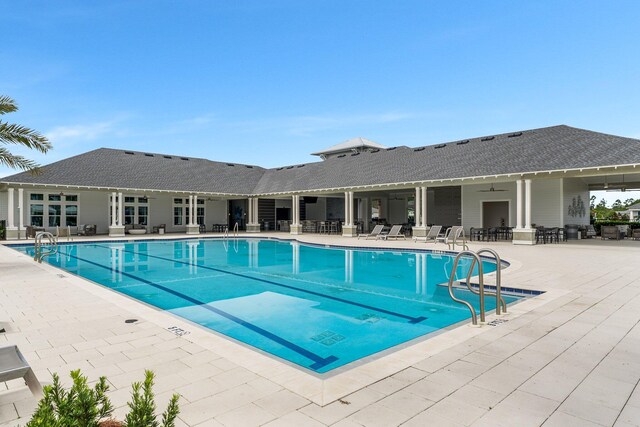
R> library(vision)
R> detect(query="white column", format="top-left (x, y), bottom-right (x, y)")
top-left (188, 195), bottom-right (193, 225)
top-left (255, 198), bottom-right (259, 223)
top-left (344, 192), bottom-right (350, 226)
top-left (248, 197), bottom-right (254, 225)
top-left (117, 192), bottom-right (123, 226)
top-left (415, 187), bottom-right (421, 227)
top-left (7, 188), bottom-right (14, 228)
top-left (111, 192), bottom-right (117, 226)
top-left (421, 186), bottom-right (427, 226)
top-left (516, 179), bottom-right (523, 229)
top-left (292, 195), bottom-right (300, 225)
top-left (18, 188), bottom-right (24, 230)
top-left (193, 195), bottom-right (198, 224)
top-left (525, 179), bottom-right (532, 229)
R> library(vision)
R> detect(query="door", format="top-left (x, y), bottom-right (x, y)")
top-left (482, 201), bottom-right (509, 228)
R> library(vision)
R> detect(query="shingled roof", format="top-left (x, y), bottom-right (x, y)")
top-left (3, 125), bottom-right (640, 195)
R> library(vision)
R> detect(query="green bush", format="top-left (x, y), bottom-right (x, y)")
top-left (26, 370), bottom-right (179, 427)
top-left (592, 220), bottom-right (640, 234)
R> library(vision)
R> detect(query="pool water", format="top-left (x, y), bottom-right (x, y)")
top-left (13, 239), bottom-right (518, 373)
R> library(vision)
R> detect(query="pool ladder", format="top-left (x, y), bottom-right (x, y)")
top-left (447, 248), bottom-right (507, 326)
top-left (223, 222), bottom-right (239, 238)
top-left (34, 232), bottom-right (58, 263)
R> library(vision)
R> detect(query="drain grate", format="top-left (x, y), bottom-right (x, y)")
top-left (487, 319), bottom-right (509, 327)
top-left (310, 330), bottom-right (346, 346)
top-left (355, 313), bottom-right (382, 323)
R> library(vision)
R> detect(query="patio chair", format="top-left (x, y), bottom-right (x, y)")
top-left (377, 224), bottom-right (405, 240)
top-left (357, 224), bottom-right (384, 240)
top-left (0, 345), bottom-right (43, 397)
top-left (413, 225), bottom-right (442, 243)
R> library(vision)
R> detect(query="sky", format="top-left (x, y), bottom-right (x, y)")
top-left (1, 1), bottom-right (640, 204)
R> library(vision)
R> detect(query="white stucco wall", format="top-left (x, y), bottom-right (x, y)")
top-left (531, 179), bottom-right (563, 227)
top-left (562, 178), bottom-right (590, 226)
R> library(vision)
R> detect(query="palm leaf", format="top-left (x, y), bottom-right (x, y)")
top-left (0, 146), bottom-right (43, 174)
top-left (0, 95), bottom-right (18, 115)
top-left (0, 122), bottom-right (51, 152)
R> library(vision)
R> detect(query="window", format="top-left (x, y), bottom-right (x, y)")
top-left (30, 194), bottom-right (44, 201)
top-left (65, 205), bottom-right (78, 226)
top-left (124, 206), bottom-right (135, 225)
top-left (30, 204), bottom-right (44, 226)
top-left (138, 206), bottom-right (148, 225)
top-left (197, 207), bottom-right (205, 225)
top-left (124, 196), bottom-right (136, 203)
top-left (48, 205), bottom-right (61, 227)
top-left (173, 198), bottom-right (182, 204)
top-left (174, 207), bottom-right (183, 225)
top-left (65, 195), bottom-right (78, 202)
top-left (48, 194), bottom-right (61, 202)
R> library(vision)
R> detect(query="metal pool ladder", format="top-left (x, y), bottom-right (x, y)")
top-left (447, 248), bottom-right (507, 326)
top-left (34, 232), bottom-right (58, 263)
top-left (223, 222), bottom-right (239, 238)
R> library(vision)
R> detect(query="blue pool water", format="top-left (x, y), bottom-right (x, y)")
top-left (13, 238), bottom-right (519, 373)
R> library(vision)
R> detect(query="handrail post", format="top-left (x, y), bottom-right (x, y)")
top-left (447, 250), bottom-right (485, 326)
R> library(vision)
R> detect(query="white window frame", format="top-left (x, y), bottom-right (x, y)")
top-left (110, 195), bottom-right (149, 226)
top-left (28, 192), bottom-right (79, 228)
top-left (173, 197), bottom-right (205, 226)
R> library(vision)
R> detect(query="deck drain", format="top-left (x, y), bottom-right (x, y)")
top-left (124, 319), bottom-right (138, 324)
top-left (56, 274), bottom-right (66, 278)
top-left (310, 331), bottom-right (346, 346)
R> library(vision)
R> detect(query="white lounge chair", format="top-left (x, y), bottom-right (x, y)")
top-left (358, 224), bottom-right (384, 240)
top-left (0, 345), bottom-right (43, 397)
top-left (414, 225), bottom-right (442, 243)
top-left (377, 225), bottom-right (406, 240)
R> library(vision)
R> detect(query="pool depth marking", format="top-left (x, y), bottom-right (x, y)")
top-left (58, 248), bottom-right (338, 371)
top-left (94, 243), bottom-right (428, 324)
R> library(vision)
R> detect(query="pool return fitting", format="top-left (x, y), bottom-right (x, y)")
top-left (447, 248), bottom-right (507, 326)
top-left (33, 232), bottom-right (58, 263)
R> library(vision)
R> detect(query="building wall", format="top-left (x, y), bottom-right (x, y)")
top-left (0, 191), bottom-right (7, 223)
top-left (531, 179), bottom-right (563, 227)
top-left (388, 198), bottom-right (408, 224)
top-left (461, 182), bottom-right (515, 231)
top-left (304, 198), bottom-right (327, 220)
top-left (430, 186), bottom-right (461, 227)
top-left (562, 177), bottom-right (590, 226)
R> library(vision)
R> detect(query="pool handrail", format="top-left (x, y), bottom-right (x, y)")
top-left (447, 250), bottom-right (485, 325)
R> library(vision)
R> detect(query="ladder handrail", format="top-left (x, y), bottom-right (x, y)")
top-left (34, 231), bottom-right (58, 263)
top-left (447, 250), bottom-right (485, 325)
top-left (467, 248), bottom-right (507, 315)
top-left (233, 222), bottom-right (239, 237)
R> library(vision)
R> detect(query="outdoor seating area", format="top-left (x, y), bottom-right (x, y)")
top-left (469, 226), bottom-right (513, 242)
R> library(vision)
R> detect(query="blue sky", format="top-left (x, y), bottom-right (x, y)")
top-left (2, 1), bottom-right (639, 203)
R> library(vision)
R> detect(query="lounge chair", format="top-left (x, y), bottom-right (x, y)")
top-left (377, 224), bottom-right (405, 240)
top-left (436, 226), bottom-right (468, 250)
top-left (0, 345), bottom-right (43, 397)
top-left (414, 225), bottom-right (442, 243)
top-left (358, 224), bottom-right (384, 240)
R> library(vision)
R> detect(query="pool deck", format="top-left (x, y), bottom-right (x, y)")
top-left (1, 233), bottom-right (640, 426)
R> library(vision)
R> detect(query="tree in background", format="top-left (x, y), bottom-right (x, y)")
top-left (0, 95), bottom-right (51, 173)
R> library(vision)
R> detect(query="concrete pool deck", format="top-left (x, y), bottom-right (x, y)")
top-left (1, 233), bottom-right (640, 426)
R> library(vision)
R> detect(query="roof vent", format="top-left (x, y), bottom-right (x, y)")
top-left (163, 155), bottom-right (172, 159)
top-left (351, 152), bottom-right (360, 156)
top-left (245, 165), bottom-right (253, 169)
top-left (386, 147), bottom-right (397, 151)
top-left (227, 163), bottom-right (235, 166)
top-left (276, 167), bottom-right (284, 170)
top-left (413, 147), bottom-right (425, 152)
top-left (456, 140), bottom-right (469, 145)
top-left (370, 149), bottom-right (380, 153)
top-left (144, 153), bottom-right (154, 157)
top-left (434, 144), bottom-right (446, 149)
top-left (124, 151), bottom-right (135, 155)
top-left (180, 157), bottom-right (189, 161)
top-left (508, 132), bottom-right (523, 138)
top-left (337, 154), bottom-right (346, 158)
top-left (297, 164), bottom-right (305, 168)
top-left (481, 136), bottom-right (495, 141)
top-left (286, 166), bottom-right (294, 169)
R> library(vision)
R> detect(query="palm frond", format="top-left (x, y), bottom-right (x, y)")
top-left (0, 122), bottom-right (52, 152)
top-left (0, 146), bottom-right (43, 174)
top-left (0, 95), bottom-right (18, 115)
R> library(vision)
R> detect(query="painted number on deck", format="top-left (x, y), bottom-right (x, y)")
top-left (167, 326), bottom-right (190, 336)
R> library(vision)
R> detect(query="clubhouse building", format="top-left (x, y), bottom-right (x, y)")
top-left (2, 125), bottom-right (640, 244)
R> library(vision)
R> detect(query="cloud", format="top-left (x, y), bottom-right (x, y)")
top-left (45, 116), bottom-right (132, 146)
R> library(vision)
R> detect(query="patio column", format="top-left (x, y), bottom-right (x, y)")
top-left (421, 186), bottom-right (427, 227)
top-left (18, 188), bottom-right (24, 232)
top-left (186, 194), bottom-right (200, 234)
top-left (512, 178), bottom-right (536, 245)
top-left (193, 195), bottom-right (198, 224)
top-left (342, 191), bottom-right (357, 237)
top-left (415, 187), bottom-right (421, 227)
top-left (290, 195), bottom-right (302, 235)
top-left (117, 192), bottom-right (123, 226)
top-left (247, 197), bottom-right (261, 232)
top-left (109, 191), bottom-right (125, 237)
top-left (516, 179), bottom-right (523, 229)
top-left (525, 179), bottom-right (532, 229)
top-left (7, 188), bottom-right (14, 229)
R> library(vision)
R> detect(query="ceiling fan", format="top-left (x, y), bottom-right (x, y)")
top-left (477, 184), bottom-right (507, 192)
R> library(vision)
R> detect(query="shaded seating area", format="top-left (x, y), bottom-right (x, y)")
top-left (469, 226), bottom-right (513, 242)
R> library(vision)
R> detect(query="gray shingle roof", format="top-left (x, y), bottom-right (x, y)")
top-left (1, 148), bottom-right (266, 194)
top-left (3, 125), bottom-right (640, 195)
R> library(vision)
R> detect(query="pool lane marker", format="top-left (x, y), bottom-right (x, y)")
top-left (94, 244), bottom-right (428, 325)
top-left (58, 248), bottom-right (338, 371)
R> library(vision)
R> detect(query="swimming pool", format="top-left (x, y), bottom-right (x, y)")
top-left (13, 238), bottom-right (519, 373)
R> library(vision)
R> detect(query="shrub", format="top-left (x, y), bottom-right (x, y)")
top-left (26, 370), bottom-right (179, 427)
